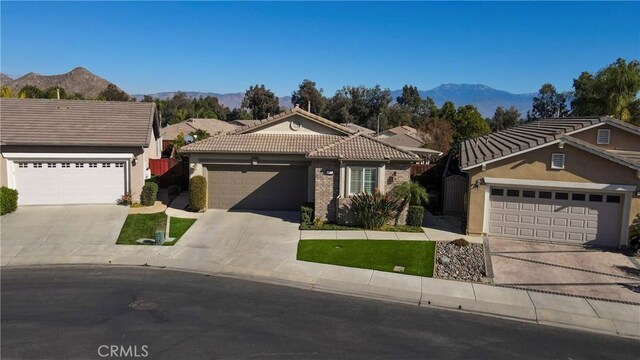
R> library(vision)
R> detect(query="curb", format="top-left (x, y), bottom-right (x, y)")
top-left (2, 258), bottom-right (638, 340)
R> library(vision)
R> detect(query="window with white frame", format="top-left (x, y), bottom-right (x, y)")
top-left (550, 153), bottom-right (565, 169)
top-left (348, 167), bottom-right (378, 195)
top-left (102, 163), bottom-right (111, 168)
top-left (18, 163), bottom-right (28, 168)
top-left (33, 163), bottom-right (43, 168)
top-left (597, 129), bottom-right (610, 144)
top-left (61, 163), bottom-right (70, 168)
top-left (47, 163), bottom-right (56, 168)
top-left (115, 163), bottom-right (124, 168)
top-left (89, 163), bottom-right (97, 168)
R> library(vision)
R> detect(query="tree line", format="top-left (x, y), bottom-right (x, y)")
top-left (0, 83), bottom-right (130, 102)
top-left (3, 57), bottom-right (637, 152)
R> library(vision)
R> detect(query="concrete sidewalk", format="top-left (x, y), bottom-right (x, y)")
top-left (1, 242), bottom-right (638, 339)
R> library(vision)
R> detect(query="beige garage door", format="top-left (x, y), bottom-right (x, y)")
top-left (207, 165), bottom-right (307, 211)
top-left (488, 187), bottom-right (623, 247)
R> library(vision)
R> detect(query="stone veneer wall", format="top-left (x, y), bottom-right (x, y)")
top-left (313, 160), bottom-right (340, 222)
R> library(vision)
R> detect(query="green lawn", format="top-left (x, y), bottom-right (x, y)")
top-left (297, 240), bottom-right (435, 277)
top-left (167, 217), bottom-right (197, 245)
top-left (299, 223), bottom-right (423, 233)
top-left (116, 212), bottom-right (167, 245)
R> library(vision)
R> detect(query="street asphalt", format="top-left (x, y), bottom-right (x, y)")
top-left (1, 266), bottom-right (638, 360)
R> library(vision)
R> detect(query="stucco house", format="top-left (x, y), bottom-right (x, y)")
top-left (180, 106), bottom-right (419, 224)
top-left (460, 117), bottom-right (640, 248)
top-left (377, 125), bottom-right (443, 162)
top-left (0, 98), bottom-right (161, 205)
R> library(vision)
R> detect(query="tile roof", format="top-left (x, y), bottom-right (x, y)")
top-left (0, 98), bottom-right (158, 147)
top-left (229, 106), bottom-right (355, 135)
top-left (460, 117), bottom-right (606, 169)
top-left (162, 118), bottom-right (238, 140)
top-left (230, 119), bottom-right (262, 127)
top-left (340, 123), bottom-right (376, 135)
top-left (381, 125), bottom-right (418, 137)
top-left (306, 133), bottom-right (420, 161)
top-left (378, 132), bottom-right (425, 149)
top-left (180, 133), bottom-right (343, 154)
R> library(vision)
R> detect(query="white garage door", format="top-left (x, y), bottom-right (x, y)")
top-left (13, 161), bottom-right (127, 205)
top-left (488, 187), bottom-right (623, 247)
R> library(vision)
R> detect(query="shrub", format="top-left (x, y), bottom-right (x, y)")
top-left (351, 190), bottom-right (401, 230)
top-left (313, 217), bottom-right (325, 227)
top-left (391, 181), bottom-right (429, 206)
top-left (189, 175), bottom-right (207, 211)
top-left (450, 238), bottom-right (470, 247)
top-left (0, 186), bottom-right (18, 215)
top-left (301, 202), bottom-right (314, 224)
top-left (168, 185), bottom-right (181, 197)
top-left (406, 205), bottom-right (425, 227)
top-left (629, 213), bottom-right (640, 251)
top-left (118, 193), bottom-right (132, 206)
top-left (140, 182), bottom-right (159, 206)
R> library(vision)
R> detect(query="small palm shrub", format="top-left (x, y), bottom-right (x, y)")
top-left (301, 202), bottom-right (314, 224)
top-left (391, 181), bottom-right (429, 206)
top-left (189, 175), bottom-right (207, 211)
top-left (406, 205), bottom-right (425, 227)
top-left (0, 186), bottom-right (18, 215)
top-left (140, 182), bottom-right (159, 206)
top-left (351, 190), bottom-right (401, 230)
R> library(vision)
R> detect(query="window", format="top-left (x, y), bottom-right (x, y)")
top-left (555, 192), bottom-right (569, 200)
top-left (606, 195), bottom-right (621, 203)
top-left (539, 191), bottom-right (552, 199)
top-left (33, 163), bottom-right (43, 168)
top-left (551, 153), bottom-right (565, 169)
top-left (115, 163), bottom-right (124, 168)
top-left (589, 194), bottom-right (603, 202)
top-left (75, 163), bottom-right (84, 168)
top-left (348, 167), bottom-right (377, 195)
top-left (522, 190), bottom-right (536, 198)
top-left (18, 163), bottom-right (28, 168)
top-left (597, 129), bottom-right (610, 145)
top-left (572, 193), bottom-right (586, 201)
top-left (506, 189), bottom-right (520, 197)
top-left (61, 163), bottom-right (70, 168)
top-left (89, 163), bottom-right (97, 168)
top-left (47, 163), bottom-right (56, 168)
top-left (491, 188), bottom-right (504, 196)
top-left (102, 163), bottom-right (111, 168)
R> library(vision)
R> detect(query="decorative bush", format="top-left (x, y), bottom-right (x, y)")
top-left (391, 181), bottom-right (429, 206)
top-left (406, 205), bottom-right (425, 227)
top-left (301, 202), bottom-right (314, 224)
top-left (450, 238), bottom-right (470, 247)
top-left (118, 193), bottom-right (132, 206)
top-left (0, 186), bottom-right (18, 215)
top-left (189, 175), bottom-right (207, 211)
top-left (351, 190), bottom-right (401, 230)
top-left (313, 217), bottom-right (325, 227)
top-left (629, 213), bottom-right (640, 251)
top-left (140, 182), bottom-right (159, 206)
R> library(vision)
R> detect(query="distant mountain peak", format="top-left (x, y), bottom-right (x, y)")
top-left (6, 67), bottom-right (121, 98)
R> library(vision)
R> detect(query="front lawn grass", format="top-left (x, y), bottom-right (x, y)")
top-left (297, 240), bottom-right (435, 277)
top-left (116, 212), bottom-right (167, 245)
top-left (299, 223), bottom-right (423, 233)
top-left (166, 217), bottom-right (197, 245)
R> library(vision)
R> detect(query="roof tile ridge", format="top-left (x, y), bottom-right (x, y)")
top-left (308, 132), bottom-right (362, 155)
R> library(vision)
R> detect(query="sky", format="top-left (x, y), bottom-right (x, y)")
top-left (1, 1), bottom-right (639, 96)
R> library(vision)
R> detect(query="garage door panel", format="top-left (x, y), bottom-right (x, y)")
top-left (488, 188), bottom-right (622, 247)
top-left (14, 161), bottom-right (125, 205)
top-left (207, 165), bottom-right (307, 211)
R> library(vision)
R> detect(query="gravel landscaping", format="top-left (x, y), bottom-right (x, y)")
top-left (435, 240), bottom-right (486, 282)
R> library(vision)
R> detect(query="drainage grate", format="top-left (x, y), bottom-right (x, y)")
top-left (129, 299), bottom-right (158, 310)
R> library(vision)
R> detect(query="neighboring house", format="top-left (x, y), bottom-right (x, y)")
top-left (0, 98), bottom-right (161, 205)
top-left (162, 118), bottom-right (238, 143)
top-left (460, 117), bottom-right (640, 248)
top-left (377, 125), bottom-right (442, 162)
top-left (229, 119), bottom-right (262, 127)
top-left (180, 106), bottom-right (419, 224)
top-left (340, 123), bottom-right (376, 135)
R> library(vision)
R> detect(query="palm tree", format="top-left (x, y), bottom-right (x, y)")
top-left (391, 181), bottom-right (429, 224)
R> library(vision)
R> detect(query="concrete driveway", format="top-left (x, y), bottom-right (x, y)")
top-left (0, 205), bottom-right (128, 247)
top-left (488, 237), bottom-right (640, 303)
top-left (176, 210), bottom-right (301, 260)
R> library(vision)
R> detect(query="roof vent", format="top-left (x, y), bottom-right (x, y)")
top-left (56, 106), bottom-right (71, 110)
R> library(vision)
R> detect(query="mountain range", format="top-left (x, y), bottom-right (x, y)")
top-left (1, 67), bottom-right (535, 117)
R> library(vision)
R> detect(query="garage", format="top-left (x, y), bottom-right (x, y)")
top-left (207, 165), bottom-right (307, 211)
top-left (488, 187), bottom-right (623, 247)
top-left (13, 160), bottom-right (127, 205)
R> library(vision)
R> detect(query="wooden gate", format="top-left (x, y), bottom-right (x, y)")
top-left (443, 175), bottom-right (466, 216)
